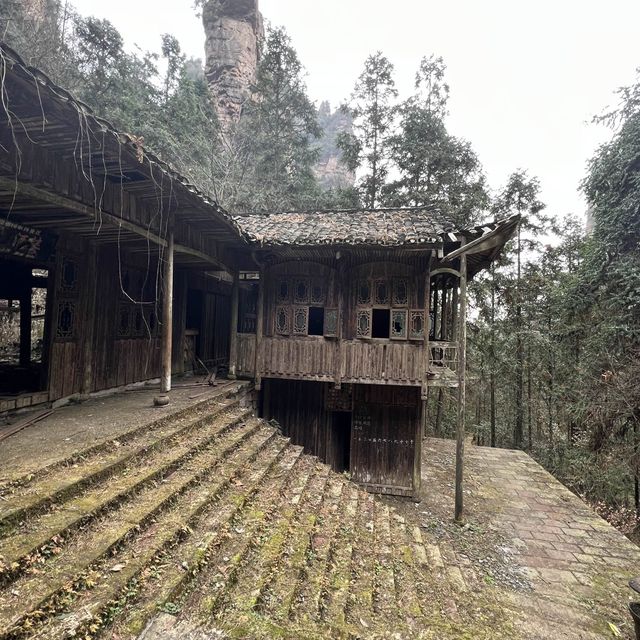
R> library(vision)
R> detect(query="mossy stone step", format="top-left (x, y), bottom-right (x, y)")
top-left (27, 428), bottom-right (290, 640)
top-left (344, 490), bottom-right (376, 630)
top-left (107, 443), bottom-right (307, 640)
top-left (0, 407), bottom-right (253, 573)
top-left (289, 477), bottom-right (346, 626)
top-left (209, 457), bottom-right (323, 620)
top-left (388, 512), bottom-right (429, 630)
top-left (0, 387), bottom-right (247, 530)
top-left (254, 467), bottom-right (333, 622)
top-left (0, 381), bottom-right (247, 498)
top-left (372, 501), bottom-right (396, 620)
top-left (0, 420), bottom-right (270, 638)
top-left (319, 482), bottom-right (359, 630)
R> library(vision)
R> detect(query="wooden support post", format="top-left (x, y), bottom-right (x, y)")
top-left (81, 244), bottom-right (98, 396)
top-left (422, 254), bottom-right (432, 401)
top-left (19, 287), bottom-right (31, 366)
top-left (155, 227), bottom-right (174, 406)
top-left (254, 267), bottom-right (264, 391)
top-left (228, 271), bottom-right (239, 379)
top-left (334, 258), bottom-right (345, 389)
top-left (454, 251), bottom-right (468, 522)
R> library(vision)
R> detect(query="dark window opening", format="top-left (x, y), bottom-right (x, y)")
top-left (308, 307), bottom-right (325, 336)
top-left (372, 308), bottom-right (390, 339)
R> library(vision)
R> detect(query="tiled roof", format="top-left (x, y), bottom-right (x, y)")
top-left (233, 208), bottom-right (456, 246)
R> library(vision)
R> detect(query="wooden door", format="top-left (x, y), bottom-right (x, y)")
top-left (351, 386), bottom-right (420, 496)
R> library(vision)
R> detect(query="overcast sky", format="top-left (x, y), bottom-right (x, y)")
top-left (75, 0), bottom-right (640, 221)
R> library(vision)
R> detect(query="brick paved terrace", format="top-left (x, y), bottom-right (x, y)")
top-left (406, 438), bottom-right (640, 639)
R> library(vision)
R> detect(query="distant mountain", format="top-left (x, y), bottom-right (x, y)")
top-left (314, 101), bottom-right (355, 189)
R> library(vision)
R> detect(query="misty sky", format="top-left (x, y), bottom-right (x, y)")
top-left (75, 0), bottom-right (640, 221)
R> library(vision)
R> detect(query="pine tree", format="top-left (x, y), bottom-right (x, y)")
top-left (338, 52), bottom-right (398, 208)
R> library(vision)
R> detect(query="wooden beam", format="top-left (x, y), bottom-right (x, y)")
top-left (0, 177), bottom-right (170, 247)
top-left (228, 271), bottom-right (239, 379)
top-left (454, 251), bottom-right (468, 523)
top-left (0, 177), bottom-right (228, 269)
top-left (442, 215), bottom-right (520, 263)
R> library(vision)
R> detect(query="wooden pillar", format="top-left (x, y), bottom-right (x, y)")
top-left (421, 255), bottom-right (432, 402)
top-left (334, 258), bottom-right (345, 389)
top-left (439, 286), bottom-right (448, 341)
top-left (228, 271), bottom-right (239, 379)
top-left (155, 227), bottom-right (174, 406)
top-left (19, 287), bottom-right (31, 366)
top-left (254, 267), bottom-right (264, 390)
top-left (81, 244), bottom-right (98, 396)
top-left (454, 251), bottom-right (468, 522)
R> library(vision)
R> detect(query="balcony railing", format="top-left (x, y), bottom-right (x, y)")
top-left (237, 334), bottom-right (459, 388)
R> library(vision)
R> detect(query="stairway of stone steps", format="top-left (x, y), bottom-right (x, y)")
top-left (0, 383), bottom-right (468, 640)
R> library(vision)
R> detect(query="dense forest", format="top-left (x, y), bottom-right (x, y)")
top-left (2, 0), bottom-right (640, 537)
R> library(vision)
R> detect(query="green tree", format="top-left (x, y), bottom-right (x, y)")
top-left (338, 52), bottom-right (398, 208)
top-left (492, 171), bottom-right (546, 449)
top-left (384, 56), bottom-right (487, 226)
top-left (232, 26), bottom-right (321, 211)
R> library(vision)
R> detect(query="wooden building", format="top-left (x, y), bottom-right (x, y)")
top-left (0, 41), bottom-right (517, 512)
top-left (229, 210), bottom-right (519, 500)
top-left (0, 43), bottom-right (247, 413)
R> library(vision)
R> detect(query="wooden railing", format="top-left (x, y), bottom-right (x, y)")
top-left (237, 334), bottom-right (440, 387)
top-left (427, 341), bottom-right (459, 387)
top-left (340, 340), bottom-right (424, 386)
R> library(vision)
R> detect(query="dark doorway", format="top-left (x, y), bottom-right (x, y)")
top-left (186, 289), bottom-right (203, 354)
top-left (331, 411), bottom-right (352, 472)
top-left (0, 261), bottom-right (50, 395)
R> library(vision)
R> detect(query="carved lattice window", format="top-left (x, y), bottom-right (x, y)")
top-left (117, 303), bottom-right (132, 338)
top-left (357, 280), bottom-right (371, 306)
top-left (356, 309), bottom-right (372, 338)
top-left (293, 279), bottom-right (309, 304)
top-left (275, 306), bottom-right (291, 335)
top-left (293, 306), bottom-right (308, 335)
top-left (310, 279), bottom-right (325, 305)
top-left (409, 310), bottom-right (425, 340)
top-left (277, 279), bottom-right (290, 304)
top-left (61, 258), bottom-right (78, 294)
top-left (393, 278), bottom-right (409, 307)
top-left (324, 308), bottom-right (339, 337)
top-left (391, 309), bottom-right (408, 340)
top-left (56, 301), bottom-right (75, 339)
top-left (374, 279), bottom-right (390, 305)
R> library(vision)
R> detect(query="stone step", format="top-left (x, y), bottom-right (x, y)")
top-left (372, 500), bottom-right (397, 620)
top-left (106, 443), bottom-right (308, 640)
top-left (208, 459), bottom-right (328, 627)
top-left (0, 382), bottom-right (249, 531)
top-left (388, 512), bottom-right (431, 633)
top-left (252, 467), bottom-right (332, 623)
top-left (288, 477), bottom-right (347, 626)
top-left (0, 420), bottom-right (273, 638)
top-left (344, 490), bottom-right (376, 631)
top-left (0, 406), bottom-right (253, 577)
top-left (319, 482), bottom-right (359, 630)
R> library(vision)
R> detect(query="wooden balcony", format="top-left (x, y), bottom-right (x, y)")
top-left (237, 334), bottom-right (459, 388)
